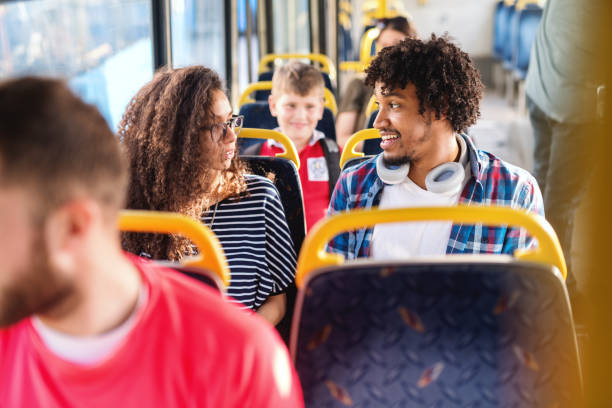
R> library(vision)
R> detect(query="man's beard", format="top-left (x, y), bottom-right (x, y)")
top-left (0, 233), bottom-right (73, 328)
top-left (382, 154), bottom-right (411, 167)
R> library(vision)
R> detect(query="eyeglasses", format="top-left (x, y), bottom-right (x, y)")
top-left (207, 114), bottom-right (243, 141)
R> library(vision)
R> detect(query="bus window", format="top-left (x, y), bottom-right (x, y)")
top-left (0, 1), bottom-right (154, 131)
top-left (170, 0), bottom-right (226, 78)
top-left (271, 0), bottom-right (310, 54)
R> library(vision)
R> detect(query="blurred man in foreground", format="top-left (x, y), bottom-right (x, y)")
top-left (0, 77), bottom-right (303, 407)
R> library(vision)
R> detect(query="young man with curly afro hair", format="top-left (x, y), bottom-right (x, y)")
top-left (328, 35), bottom-right (544, 260)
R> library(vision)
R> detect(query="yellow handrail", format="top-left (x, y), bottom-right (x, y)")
top-left (119, 210), bottom-right (230, 287)
top-left (238, 81), bottom-right (338, 115)
top-left (238, 81), bottom-right (273, 107)
top-left (339, 61), bottom-right (368, 72)
top-left (360, 27), bottom-right (381, 65)
top-left (340, 26), bottom-right (380, 74)
top-left (375, 0), bottom-right (388, 18)
top-left (365, 95), bottom-right (378, 117)
top-left (257, 53), bottom-right (337, 80)
top-left (239, 128), bottom-right (300, 169)
top-left (363, 0), bottom-right (400, 21)
top-left (515, 0), bottom-right (542, 10)
top-left (339, 128), bottom-right (380, 169)
top-left (295, 206), bottom-right (566, 287)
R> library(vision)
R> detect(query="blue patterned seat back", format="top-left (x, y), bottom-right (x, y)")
top-left (363, 110), bottom-right (382, 156)
top-left (241, 156), bottom-right (305, 344)
top-left (292, 262), bottom-right (582, 407)
top-left (514, 6), bottom-right (543, 79)
top-left (493, 0), bottom-right (506, 59)
top-left (162, 264), bottom-right (223, 292)
top-left (503, 4), bottom-right (519, 70)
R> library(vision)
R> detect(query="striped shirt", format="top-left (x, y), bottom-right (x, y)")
top-left (327, 133), bottom-right (544, 259)
top-left (202, 175), bottom-right (297, 310)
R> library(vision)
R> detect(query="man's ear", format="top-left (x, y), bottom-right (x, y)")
top-left (268, 94), bottom-right (278, 117)
top-left (426, 109), bottom-right (447, 123)
top-left (44, 199), bottom-right (97, 273)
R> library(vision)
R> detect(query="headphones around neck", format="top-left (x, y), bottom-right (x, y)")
top-left (376, 135), bottom-right (469, 194)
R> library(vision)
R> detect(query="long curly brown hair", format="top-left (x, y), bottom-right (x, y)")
top-left (120, 66), bottom-right (246, 260)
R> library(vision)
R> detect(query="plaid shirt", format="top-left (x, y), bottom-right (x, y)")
top-left (327, 134), bottom-right (544, 259)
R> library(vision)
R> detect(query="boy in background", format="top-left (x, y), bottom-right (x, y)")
top-left (249, 61), bottom-right (340, 231)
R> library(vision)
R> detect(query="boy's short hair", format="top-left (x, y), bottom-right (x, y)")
top-left (271, 61), bottom-right (325, 97)
top-left (0, 77), bottom-right (127, 216)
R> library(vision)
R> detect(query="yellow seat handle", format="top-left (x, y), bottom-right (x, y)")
top-left (295, 206), bottom-right (567, 288)
top-left (339, 128), bottom-right (380, 169)
top-left (339, 61), bottom-right (368, 73)
top-left (257, 53), bottom-right (336, 80)
top-left (239, 128), bottom-right (300, 170)
top-left (365, 95), bottom-right (378, 118)
top-left (360, 27), bottom-right (380, 64)
top-left (238, 81), bottom-right (338, 115)
top-left (338, 27), bottom-right (378, 73)
top-left (119, 210), bottom-right (230, 287)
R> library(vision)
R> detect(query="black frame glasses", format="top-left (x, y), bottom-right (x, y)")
top-left (208, 114), bottom-right (244, 141)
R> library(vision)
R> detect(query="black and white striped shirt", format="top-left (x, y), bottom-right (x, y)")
top-left (202, 175), bottom-right (297, 310)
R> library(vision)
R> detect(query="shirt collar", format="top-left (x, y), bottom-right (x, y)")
top-left (268, 128), bottom-right (325, 149)
top-left (460, 133), bottom-right (484, 187)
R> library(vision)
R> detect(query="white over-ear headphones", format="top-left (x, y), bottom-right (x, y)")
top-left (376, 134), bottom-right (469, 194)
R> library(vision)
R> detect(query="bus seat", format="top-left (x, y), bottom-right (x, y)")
top-left (239, 81), bottom-right (338, 115)
top-left (240, 158), bottom-right (305, 255)
top-left (119, 210), bottom-right (231, 289)
top-left (254, 70), bottom-right (336, 101)
top-left (503, 2), bottom-right (519, 70)
top-left (258, 53), bottom-right (337, 81)
top-left (494, 1), bottom-right (516, 63)
top-left (293, 262), bottom-right (581, 407)
top-left (493, 0), bottom-right (506, 59)
top-left (156, 262), bottom-right (225, 293)
top-left (238, 102), bottom-right (337, 154)
top-left (340, 128), bottom-right (379, 171)
top-left (363, 109), bottom-right (382, 155)
top-left (241, 155), bottom-right (306, 345)
top-left (514, 5), bottom-right (543, 79)
top-left (291, 207), bottom-right (581, 407)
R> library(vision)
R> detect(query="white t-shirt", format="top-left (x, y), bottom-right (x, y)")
top-left (371, 178), bottom-right (461, 259)
top-left (32, 285), bottom-right (147, 366)
top-left (372, 135), bottom-right (470, 259)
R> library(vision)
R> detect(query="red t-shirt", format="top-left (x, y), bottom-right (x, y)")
top-left (0, 255), bottom-right (304, 408)
top-left (260, 133), bottom-right (339, 231)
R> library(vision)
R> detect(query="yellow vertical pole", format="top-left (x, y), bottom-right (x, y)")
top-left (376, 0), bottom-right (388, 18)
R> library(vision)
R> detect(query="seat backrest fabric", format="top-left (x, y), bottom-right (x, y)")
top-left (292, 262), bottom-right (582, 407)
top-left (493, 1), bottom-right (507, 59)
top-left (242, 156), bottom-right (306, 344)
top-left (363, 110), bottom-right (382, 155)
top-left (515, 6), bottom-right (543, 78)
top-left (157, 263), bottom-right (223, 292)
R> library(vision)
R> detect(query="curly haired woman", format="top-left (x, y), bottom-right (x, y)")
top-left (120, 66), bottom-right (296, 325)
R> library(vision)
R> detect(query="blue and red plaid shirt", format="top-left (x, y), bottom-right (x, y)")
top-left (327, 134), bottom-right (544, 259)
